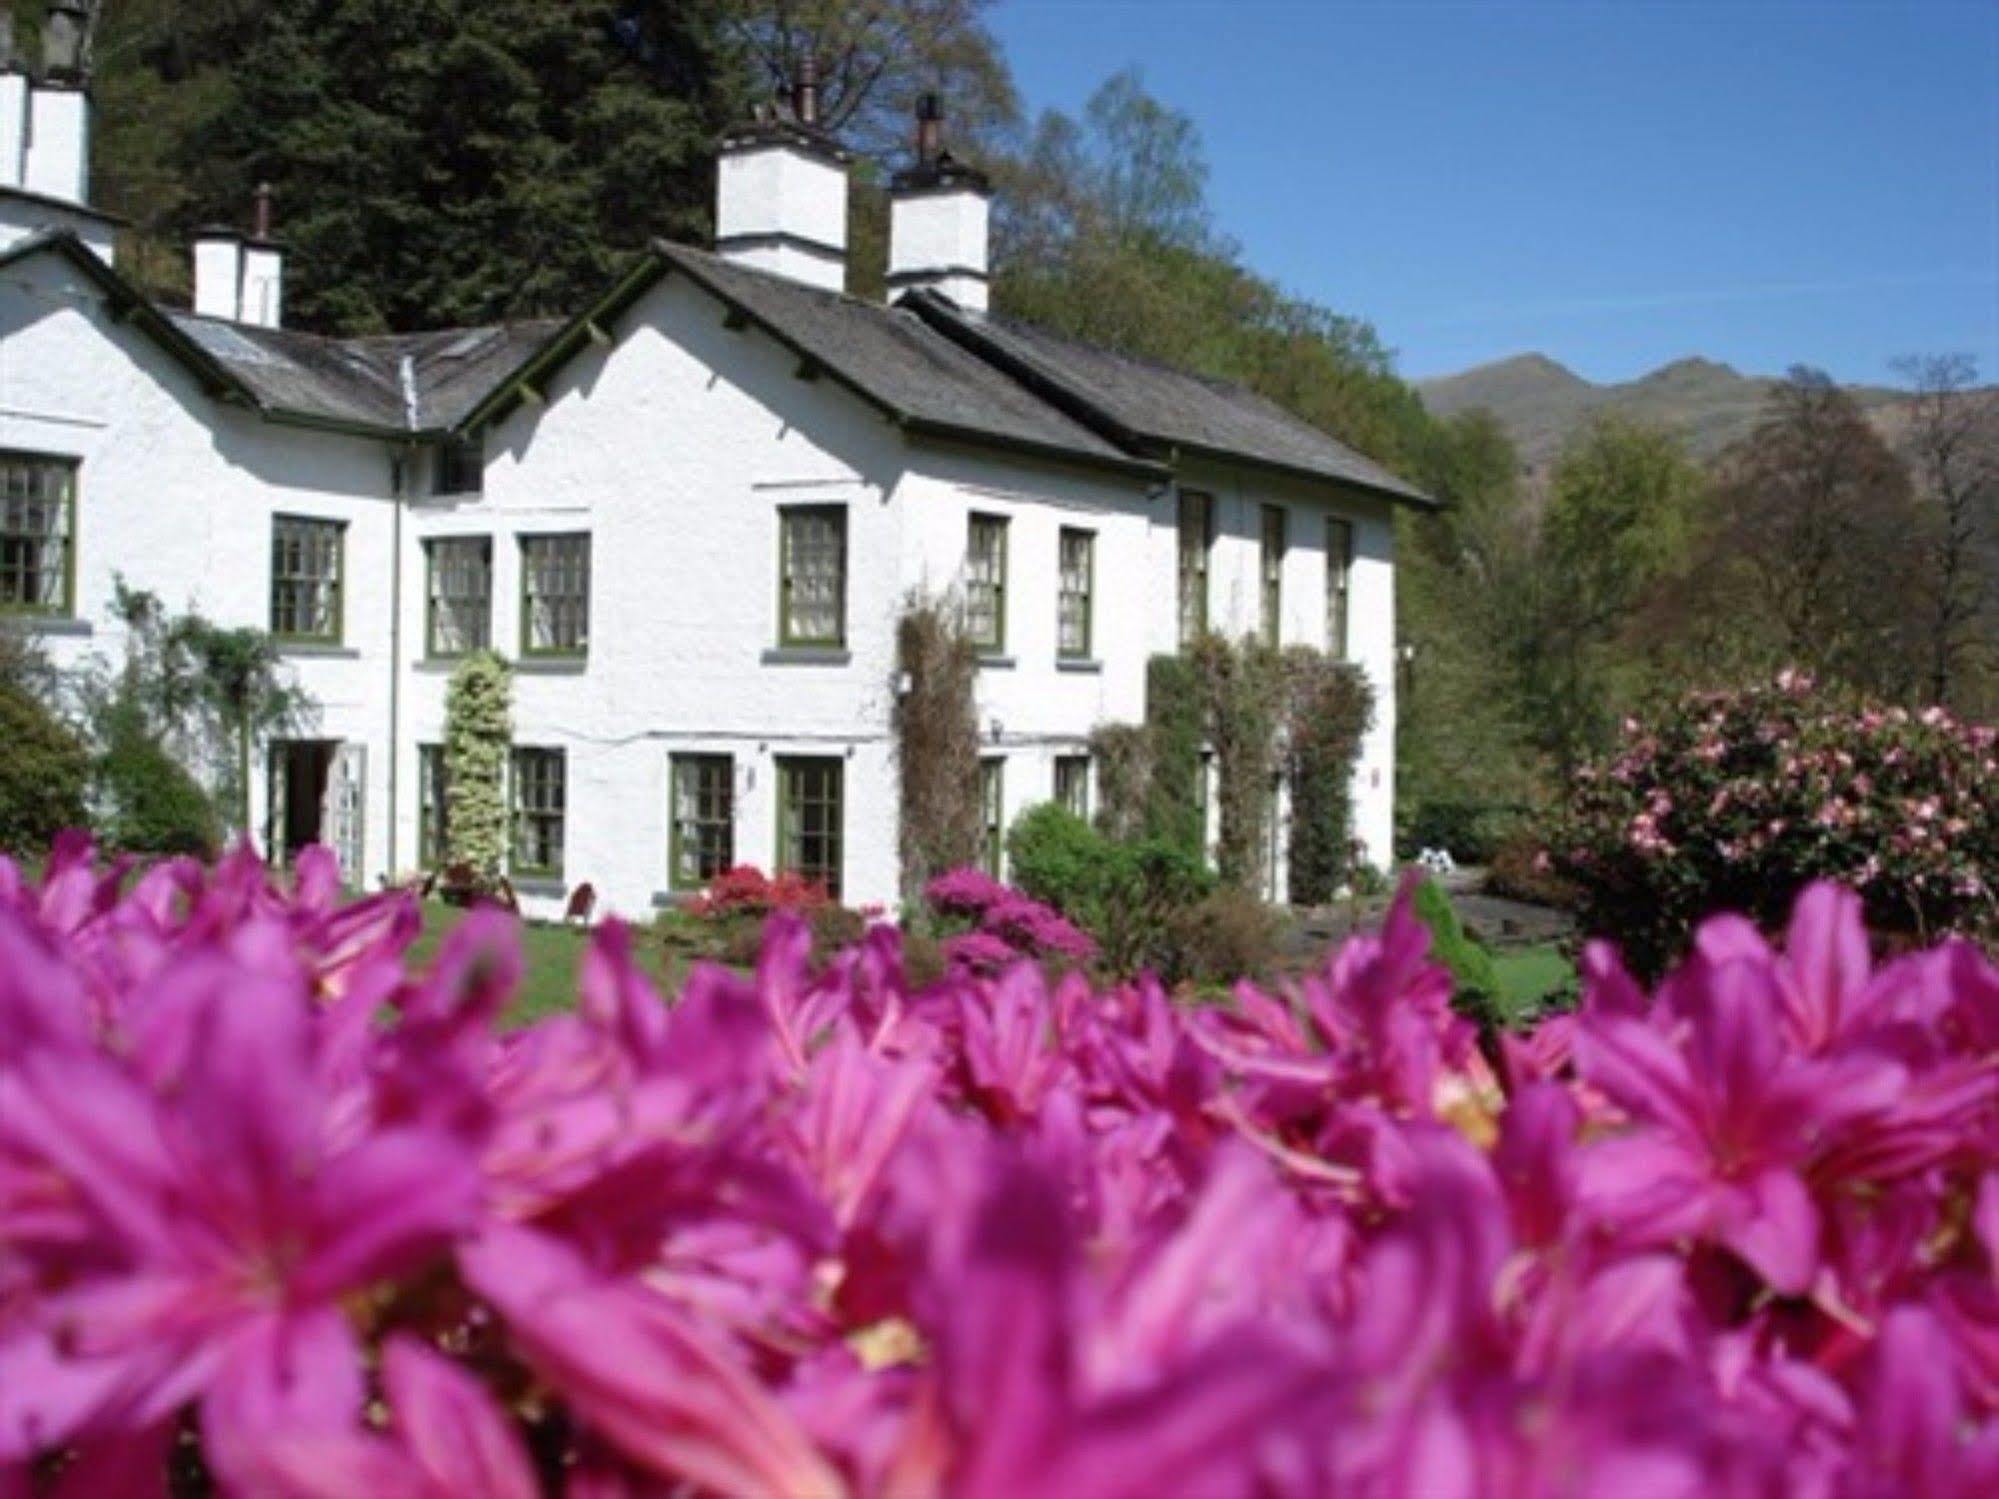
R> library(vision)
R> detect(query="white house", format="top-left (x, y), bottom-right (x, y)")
top-left (1, 33), bottom-right (1434, 917)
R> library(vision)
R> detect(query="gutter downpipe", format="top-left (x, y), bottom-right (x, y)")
top-left (387, 355), bottom-right (420, 879)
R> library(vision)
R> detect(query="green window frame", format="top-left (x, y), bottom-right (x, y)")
top-left (1326, 516), bottom-right (1354, 660)
top-left (964, 512), bottom-right (1008, 653)
top-left (425, 536), bottom-right (492, 657)
top-left (1057, 527), bottom-right (1094, 658)
top-left (979, 757), bottom-right (1005, 877)
top-left (669, 753), bottom-right (736, 891)
top-left (0, 450), bottom-right (77, 616)
top-left (270, 514), bottom-right (345, 642)
top-left (778, 505), bottom-right (847, 647)
top-left (417, 744), bottom-right (448, 869)
top-left (1260, 504), bottom-right (1287, 646)
top-left (1177, 490), bottom-right (1212, 647)
top-left (520, 533), bottom-right (590, 657)
top-left (1054, 754), bottom-right (1090, 822)
top-left (510, 746), bottom-right (566, 878)
top-left (776, 755), bottom-right (843, 898)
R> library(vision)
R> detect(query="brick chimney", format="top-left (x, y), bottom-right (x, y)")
top-left (714, 57), bottom-right (850, 293)
top-left (886, 94), bottom-right (991, 313)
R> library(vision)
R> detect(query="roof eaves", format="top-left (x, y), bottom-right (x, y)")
top-left (902, 414), bottom-right (1168, 482)
top-left (0, 184), bottom-right (132, 228)
top-left (1171, 436), bottom-right (1440, 510)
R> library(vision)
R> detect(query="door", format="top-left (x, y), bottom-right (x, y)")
top-left (324, 743), bottom-right (366, 884)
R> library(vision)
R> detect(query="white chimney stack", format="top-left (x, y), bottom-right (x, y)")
top-left (192, 226), bottom-right (244, 320)
top-left (2, 2), bottom-right (92, 206)
top-left (191, 185), bottom-right (284, 326)
top-left (0, 9), bottom-right (26, 192)
top-left (886, 95), bottom-right (991, 313)
top-left (714, 57), bottom-right (850, 294)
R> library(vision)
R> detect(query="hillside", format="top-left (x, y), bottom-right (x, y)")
top-left (1417, 353), bottom-right (1910, 475)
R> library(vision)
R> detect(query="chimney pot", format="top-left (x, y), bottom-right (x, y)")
top-left (42, 1), bottom-right (90, 84)
top-left (886, 93), bottom-right (992, 311)
top-left (792, 55), bottom-right (820, 127)
top-left (915, 92), bottom-right (942, 165)
top-left (252, 182), bottom-right (273, 241)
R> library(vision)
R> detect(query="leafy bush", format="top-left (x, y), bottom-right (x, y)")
top-left (8, 840), bottom-right (1999, 1491)
top-left (1549, 673), bottom-right (1998, 976)
top-left (892, 597), bottom-right (982, 895)
top-left (1399, 798), bottom-right (1524, 866)
top-left (1282, 648), bottom-right (1373, 901)
top-left (91, 698), bottom-right (221, 856)
top-left (1408, 875), bottom-right (1506, 1028)
top-left (0, 684), bottom-right (89, 855)
top-left (442, 651), bottom-right (512, 890)
top-left (1166, 885), bottom-right (1283, 987)
top-left (688, 864), bottom-right (831, 919)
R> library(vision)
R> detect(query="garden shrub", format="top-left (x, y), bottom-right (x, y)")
top-left (922, 861), bottom-right (1096, 974)
top-left (1189, 634), bottom-right (1284, 892)
top-left (0, 684), bottom-right (89, 855)
top-left (892, 597), bottom-right (981, 897)
top-left (1548, 673), bottom-right (1998, 977)
top-left (1485, 829), bottom-right (1581, 908)
top-left (1409, 876), bottom-right (1506, 1030)
top-left (1399, 798), bottom-right (1524, 866)
top-left (1088, 722), bottom-right (1151, 843)
top-left (1166, 885), bottom-right (1284, 987)
top-left (442, 651), bottom-right (512, 893)
top-left (91, 698), bottom-right (221, 857)
top-left (1142, 654), bottom-right (1204, 854)
top-left (1282, 648), bottom-right (1373, 903)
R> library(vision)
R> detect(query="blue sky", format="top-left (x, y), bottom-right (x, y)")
top-left (988, 0), bottom-right (1999, 386)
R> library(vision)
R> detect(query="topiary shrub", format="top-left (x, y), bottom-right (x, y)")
top-left (442, 651), bottom-right (512, 897)
top-left (92, 698), bottom-right (221, 857)
top-left (1548, 673), bottom-right (1998, 977)
top-left (0, 684), bottom-right (89, 855)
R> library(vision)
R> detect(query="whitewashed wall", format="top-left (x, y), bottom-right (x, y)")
top-left (0, 250), bottom-right (400, 881)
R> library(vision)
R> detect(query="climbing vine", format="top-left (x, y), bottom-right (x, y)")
top-left (1188, 635), bottom-right (1285, 892)
top-left (1142, 654), bottom-right (1204, 855)
top-left (1281, 647), bottom-right (1374, 904)
top-left (1087, 722), bottom-right (1152, 844)
top-left (443, 650), bottom-right (512, 890)
top-left (892, 595), bottom-right (982, 900)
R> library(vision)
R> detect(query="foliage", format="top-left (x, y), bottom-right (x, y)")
top-left (1408, 876), bottom-right (1506, 1031)
top-left (688, 863), bottom-right (832, 919)
top-left (1188, 634), bottom-right (1285, 893)
top-left (1086, 721), bottom-right (1150, 843)
top-left (1140, 654), bottom-right (1204, 855)
top-left (10, 840), bottom-right (1999, 1490)
top-left (1548, 673), bottom-right (1999, 978)
top-left (1280, 647), bottom-right (1374, 902)
top-left (1005, 802), bottom-right (1216, 979)
top-left (1167, 885), bottom-right (1284, 988)
top-left (165, 614), bottom-right (314, 833)
top-left (892, 597), bottom-right (982, 898)
top-left (90, 696), bottom-right (222, 857)
top-left (441, 650), bottom-right (513, 891)
top-left (0, 684), bottom-right (90, 854)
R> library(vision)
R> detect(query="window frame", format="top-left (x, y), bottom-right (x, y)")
top-left (1326, 516), bottom-right (1355, 661)
top-left (1057, 526), bottom-right (1094, 659)
top-left (1260, 504), bottom-right (1287, 646)
top-left (776, 755), bottom-right (844, 898)
top-left (510, 746), bottom-right (567, 880)
top-left (1177, 490), bottom-right (1212, 647)
top-left (424, 535), bottom-right (493, 659)
top-left (668, 753), bottom-right (737, 892)
top-left (778, 505), bottom-right (848, 649)
top-left (979, 756), bottom-right (1006, 877)
top-left (964, 512), bottom-right (1009, 654)
top-left (269, 513), bottom-right (346, 644)
top-left (518, 532), bottom-right (591, 659)
top-left (0, 449), bottom-right (78, 618)
top-left (1054, 754), bottom-right (1090, 823)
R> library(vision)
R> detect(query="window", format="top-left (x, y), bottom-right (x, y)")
top-left (1327, 517), bottom-right (1354, 660)
top-left (1260, 505), bottom-right (1287, 646)
top-left (964, 513), bottom-right (1008, 652)
top-left (417, 744), bottom-right (448, 868)
top-left (521, 533), bottom-right (589, 656)
top-left (779, 506), bottom-right (846, 647)
top-left (1, 451), bottom-right (75, 615)
top-left (1177, 490), bottom-right (1212, 646)
top-left (511, 747), bottom-right (566, 878)
top-left (1057, 528), bottom-right (1093, 658)
top-left (434, 436), bottom-right (484, 497)
top-left (270, 515), bottom-right (344, 641)
top-left (979, 757), bottom-right (1005, 877)
top-left (670, 754), bottom-right (735, 890)
top-left (425, 537), bottom-right (491, 657)
top-left (1054, 755), bottom-right (1090, 822)
top-left (777, 756), bottom-right (843, 898)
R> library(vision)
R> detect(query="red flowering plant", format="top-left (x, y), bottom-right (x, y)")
top-left (686, 864), bottom-right (831, 919)
top-left (6, 833), bottom-right (1999, 1494)
top-left (1549, 673), bottom-right (1998, 978)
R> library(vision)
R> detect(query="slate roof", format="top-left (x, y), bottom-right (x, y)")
top-left (164, 313), bottom-right (563, 432)
top-left (1, 183), bottom-right (129, 227)
top-left (902, 291), bottom-right (1435, 506)
top-left (646, 242), bottom-right (1149, 474)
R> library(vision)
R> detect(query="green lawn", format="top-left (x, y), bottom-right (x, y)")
top-left (1490, 943), bottom-right (1576, 1021)
top-left (405, 902), bottom-right (679, 1028)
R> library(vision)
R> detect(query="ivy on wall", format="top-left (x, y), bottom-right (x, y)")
top-left (443, 650), bottom-right (513, 889)
top-left (893, 596), bottom-right (982, 900)
top-left (1142, 654), bottom-right (1204, 856)
top-left (1281, 648), bottom-right (1375, 904)
top-left (1188, 635), bottom-right (1285, 892)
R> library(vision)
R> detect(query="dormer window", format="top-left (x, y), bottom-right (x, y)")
top-left (435, 436), bottom-right (485, 497)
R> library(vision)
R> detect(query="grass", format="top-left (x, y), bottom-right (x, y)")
top-left (1490, 942), bottom-right (1576, 1020)
top-left (405, 901), bottom-right (673, 1028)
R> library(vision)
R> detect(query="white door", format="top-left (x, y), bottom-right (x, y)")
top-left (324, 744), bottom-right (366, 885)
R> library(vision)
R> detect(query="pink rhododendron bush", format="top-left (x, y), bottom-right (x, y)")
top-left (5, 834), bottom-right (1999, 1496)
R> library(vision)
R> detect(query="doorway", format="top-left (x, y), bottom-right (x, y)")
top-left (268, 739), bottom-right (366, 878)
